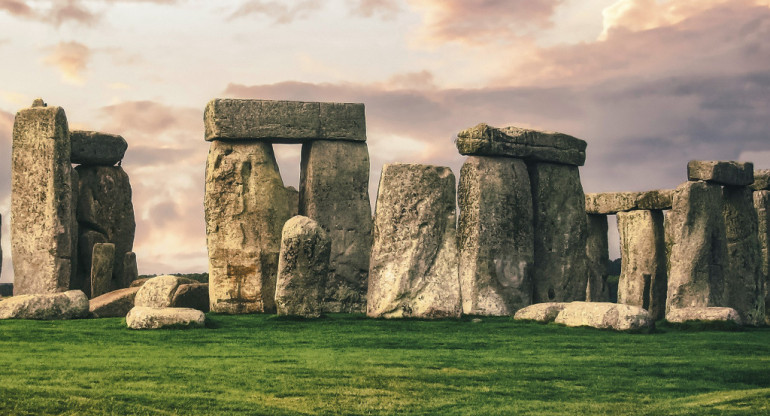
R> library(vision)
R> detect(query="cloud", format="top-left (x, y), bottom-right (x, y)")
top-left (350, 0), bottom-right (400, 19)
top-left (229, 0), bottom-right (322, 24)
top-left (0, 0), bottom-right (34, 18)
top-left (0, 0), bottom-right (179, 27)
top-left (42, 41), bottom-right (91, 85)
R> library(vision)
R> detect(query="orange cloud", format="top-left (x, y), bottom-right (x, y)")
top-left (42, 41), bottom-right (91, 85)
top-left (229, 0), bottom-right (322, 24)
top-left (351, 0), bottom-right (400, 19)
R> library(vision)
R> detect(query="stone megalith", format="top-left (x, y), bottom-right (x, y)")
top-left (205, 140), bottom-right (290, 314)
top-left (752, 170), bottom-right (770, 191)
top-left (687, 160), bottom-right (753, 186)
top-left (617, 210), bottom-right (667, 320)
top-left (756, 190), bottom-right (770, 324)
top-left (299, 140), bottom-right (373, 313)
top-left (70, 131), bottom-right (128, 166)
top-left (123, 252), bottom-right (139, 286)
top-left (11, 100), bottom-right (75, 295)
top-left (90, 243), bottom-right (115, 298)
top-left (367, 163), bottom-right (461, 319)
top-left (275, 216), bottom-right (331, 317)
top-left (585, 214), bottom-right (610, 302)
top-left (458, 156), bottom-right (534, 315)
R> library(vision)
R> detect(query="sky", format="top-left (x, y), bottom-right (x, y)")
top-left (1, 0), bottom-right (769, 282)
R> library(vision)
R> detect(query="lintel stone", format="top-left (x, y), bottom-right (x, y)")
top-left (585, 189), bottom-right (673, 214)
top-left (687, 160), bottom-right (754, 186)
top-left (752, 169), bottom-right (770, 191)
top-left (70, 130), bottom-right (128, 166)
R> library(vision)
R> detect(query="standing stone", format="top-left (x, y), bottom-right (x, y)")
top-left (299, 140), bottom-right (373, 313)
top-left (275, 216), bottom-right (331, 317)
top-left (286, 186), bottom-right (299, 218)
top-left (722, 186), bottom-right (764, 325)
top-left (617, 210), bottom-right (667, 320)
top-left (11, 100), bottom-right (75, 295)
top-left (90, 243), bottom-right (115, 298)
top-left (367, 163), bottom-right (461, 318)
top-left (74, 230), bottom-right (107, 297)
top-left (123, 252), bottom-right (139, 286)
top-left (754, 191), bottom-right (770, 324)
top-left (529, 162), bottom-right (588, 303)
top-left (458, 156), bottom-right (533, 315)
top-left (69, 170), bottom-right (79, 291)
top-left (585, 214), bottom-right (610, 302)
top-left (751, 170), bottom-right (770, 191)
top-left (205, 140), bottom-right (290, 314)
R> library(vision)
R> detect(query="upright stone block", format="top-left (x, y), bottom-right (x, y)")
top-left (286, 186), bottom-right (299, 218)
top-left (299, 140), bottom-right (373, 313)
top-left (687, 161), bottom-right (754, 186)
top-left (205, 140), bottom-right (291, 314)
top-left (529, 162), bottom-right (588, 302)
top-left (585, 214), bottom-right (610, 302)
top-left (11, 100), bottom-right (75, 295)
top-left (367, 163), bottom-right (461, 319)
top-left (90, 243), bottom-right (115, 298)
top-left (123, 252), bottom-right (139, 286)
top-left (458, 156), bottom-right (534, 315)
top-left (754, 191), bottom-right (770, 324)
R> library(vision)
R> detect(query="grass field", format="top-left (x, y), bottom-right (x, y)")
top-left (0, 314), bottom-right (769, 415)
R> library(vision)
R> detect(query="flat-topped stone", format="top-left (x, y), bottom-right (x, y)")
top-left (666, 307), bottom-right (742, 324)
top-left (126, 306), bottom-right (205, 329)
top-left (89, 286), bottom-right (140, 318)
top-left (0, 290), bottom-right (88, 320)
top-left (456, 123), bottom-right (586, 166)
top-left (687, 161), bottom-right (754, 186)
top-left (513, 303), bottom-right (566, 323)
top-left (585, 190), bottom-right (674, 214)
top-left (204, 99), bottom-right (366, 142)
top-left (752, 169), bottom-right (770, 191)
top-left (554, 302), bottom-right (653, 331)
top-left (70, 130), bottom-right (127, 166)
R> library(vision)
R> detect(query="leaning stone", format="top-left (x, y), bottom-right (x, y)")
top-left (134, 275), bottom-right (197, 308)
top-left (275, 216), bottom-right (331, 318)
top-left (299, 140), bottom-right (373, 313)
top-left (456, 123), bottom-right (587, 166)
top-left (513, 303), bottom-right (567, 323)
top-left (205, 140), bottom-right (290, 314)
top-left (367, 163), bottom-right (462, 319)
top-left (70, 130), bottom-right (127, 166)
top-left (666, 307), bottom-right (742, 324)
top-left (89, 286), bottom-right (140, 318)
top-left (123, 252), bottom-right (139, 287)
top-left (90, 243), bottom-right (115, 298)
top-left (0, 290), bottom-right (88, 320)
top-left (458, 156), bottom-right (534, 315)
top-left (170, 283), bottom-right (210, 312)
top-left (126, 306), bottom-right (205, 329)
top-left (585, 190), bottom-right (674, 214)
top-left (756, 191), bottom-right (770, 324)
top-left (11, 101), bottom-right (75, 295)
top-left (585, 214), bottom-right (610, 302)
top-left (204, 99), bottom-right (366, 142)
top-left (554, 302), bottom-right (653, 331)
top-left (751, 170), bottom-right (770, 191)
top-left (687, 161), bottom-right (754, 186)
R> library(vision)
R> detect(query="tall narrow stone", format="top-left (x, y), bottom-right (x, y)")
top-left (528, 162), bottom-right (588, 302)
top-left (367, 163), bottom-right (461, 319)
top-left (90, 243), bottom-right (115, 298)
top-left (299, 140), bottom-right (373, 313)
top-left (123, 252), bottom-right (139, 286)
top-left (458, 156), bottom-right (533, 315)
top-left (755, 190), bottom-right (770, 324)
top-left (585, 214), bottom-right (610, 302)
top-left (205, 140), bottom-right (290, 313)
top-left (617, 210), bottom-right (667, 320)
top-left (11, 100), bottom-right (75, 295)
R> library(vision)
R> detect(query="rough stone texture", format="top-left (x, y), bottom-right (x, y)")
top-left (299, 140), bottom-right (373, 313)
top-left (367, 163), bottom-right (461, 319)
top-left (666, 181), bottom-right (728, 313)
top-left (130, 277), bottom-right (151, 288)
top-left (126, 306), bottom-right (205, 329)
top-left (458, 156), bottom-right (534, 316)
top-left (585, 214), bottom-right (610, 302)
top-left (123, 252), bottom-right (138, 287)
top-left (205, 140), bottom-right (291, 314)
top-left (69, 170), bottom-right (79, 291)
top-left (70, 130), bottom-right (128, 166)
top-left (89, 286), bottom-right (140, 318)
top-left (529, 162), bottom-right (588, 303)
top-left (286, 186), bottom-right (299, 218)
top-left (687, 160), bottom-right (754, 186)
top-left (134, 275), bottom-right (197, 308)
top-left (666, 307), bottom-right (742, 324)
top-left (554, 302), bottom-right (653, 331)
top-left (90, 243), bottom-right (115, 298)
top-left (456, 123), bottom-right (586, 166)
top-left (756, 191), bottom-right (770, 324)
top-left (204, 99), bottom-right (366, 142)
top-left (722, 186), bottom-right (764, 326)
top-left (0, 290), bottom-right (88, 320)
top-left (74, 230), bottom-right (107, 297)
top-left (513, 303), bottom-right (567, 323)
top-left (275, 216), bottom-right (331, 317)
top-left (617, 210), bottom-right (667, 320)
top-left (11, 102), bottom-right (75, 295)
top-left (170, 283), bottom-right (210, 312)
top-left (751, 170), bottom-right (770, 191)
top-left (585, 190), bottom-right (674, 214)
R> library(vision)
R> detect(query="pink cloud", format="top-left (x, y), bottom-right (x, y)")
top-left (351, 0), bottom-right (400, 19)
top-left (42, 41), bottom-right (91, 84)
top-left (229, 0), bottom-right (322, 24)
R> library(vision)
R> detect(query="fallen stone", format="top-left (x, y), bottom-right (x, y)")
top-left (458, 156), bottom-right (534, 315)
top-left (134, 275), bottom-right (197, 308)
top-left (204, 99), bottom-right (366, 142)
top-left (687, 160), bottom-right (754, 186)
top-left (130, 277), bottom-right (151, 288)
top-left (585, 214), bottom-right (610, 302)
top-left (584, 189), bottom-right (674, 214)
top-left (170, 283), bottom-right (210, 312)
top-left (89, 286), bottom-right (140, 318)
top-left (756, 191), bottom-right (770, 324)
top-left (513, 303), bottom-right (567, 323)
top-left (367, 163), bottom-right (462, 319)
top-left (123, 252), bottom-right (139, 287)
top-left (90, 243), bottom-right (115, 298)
top-left (126, 306), bottom-right (205, 329)
top-left (751, 170), bottom-right (770, 191)
top-left (0, 290), bottom-right (88, 320)
top-left (70, 130), bottom-right (128, 166)
top-left (554, 302), bottom-right (653, 331)
top-left (666, 307), bottom-right (742, 325)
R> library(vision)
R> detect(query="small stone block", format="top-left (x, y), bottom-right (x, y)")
top-left (751, 169), bottom-right (770, 191)
top-left (70, 130), bottom-right (128, 166)
top-left (687, 160), bottom-right (754, 186)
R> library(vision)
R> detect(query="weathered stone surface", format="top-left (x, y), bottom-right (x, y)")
top-left (205, 140), bottom-right (290, 314)
top-left (752, 170), bottom-right (770, 191)
top-left (70, 130), bottom-right (128, 166)
top-left (299, 140), bottom-right (373, 313)
top-left (554, 302), bottom-right (653, 331)
top-left (529, 162), bottom-right (588, 302)
top-left (666, 181), bottom-right (728, 313)
top-left (513, 302), bottom-right (567, 323)
top-left (756, 191), bottom-right (770, 324)
top-left (130, 277), bottom-right (151, 288)
top-left (617, 210), bottom-right (667, 320)
top-left (586, 214), bottom-right (610, 302)
top-left (90, 243), bottom-right (115, 298)
top-left (687, 160), bottom-right (754, 186)
top-left (89, 286), bottom-right (140, 318)
top-left (666, 307), bottom-right (742, 324)
top-left (126, 306), bottom-right (205, 329)
top-left (204, 99), bottom-right (366, 142)
top-left (171, 283), bottom-right (210, 312)
top-left (11, 101), bottom-right (75, 295)
top-left (722, 186), bottom-right (764, 325)
top-left (585, 190), bottom-right (674, 214)
top-left (458, 156), bottom-right (534, 315)
top-left (367, 163), bottom-right (461, 318)
top-left (134, 275), bottom-right (197, 308)
top-left (123, 252), bottom-right (138, 286)
top-left (74, 230), bottom-right (107, 297)
top-left (0, 290), bottom-right (88, 320)
top-left (456, 123), bottom-right (587, 166)
top-left (286, 186), bottom-right (299, 218)
top-left (275, 216), bottom-right (331, 318)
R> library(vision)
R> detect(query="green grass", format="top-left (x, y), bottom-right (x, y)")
top-left (1, 315), bottom-right (769, 415)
